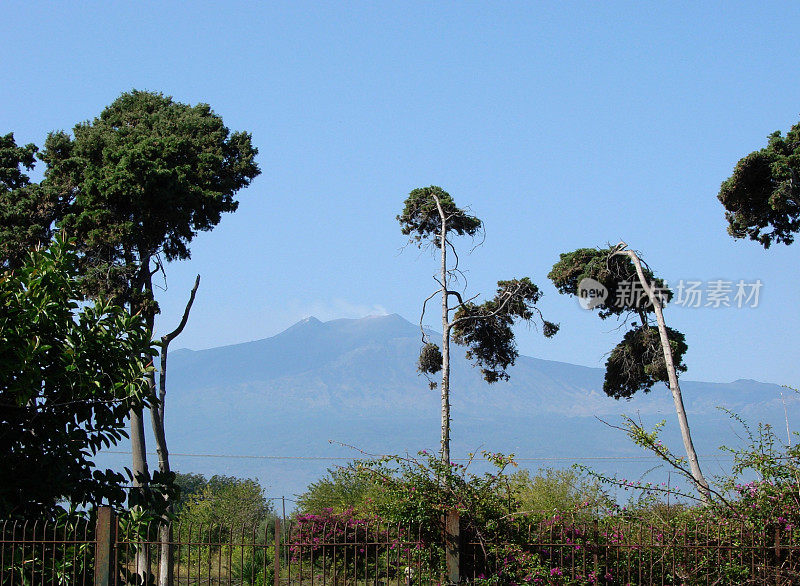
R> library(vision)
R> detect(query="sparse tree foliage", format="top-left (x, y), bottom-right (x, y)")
top-left (398, 186), bottom-right (482, 243)
top-left (399, 186), bottom-right (557, 465)
top-left (549, 243), bottom-right (709, 502)
top-left (453, 278), bottom-right (557, 383)
top-left (604, 325), bottom-right (687, 400)
top-left (718, 121), bottom-right (800, 248)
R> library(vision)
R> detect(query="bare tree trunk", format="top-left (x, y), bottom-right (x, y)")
top-left (433, 194), bottom-right (451, 468)
top-left (616, 245), bottom-right (711, 503)
top-left (147, 370), bottom-right (172, 586)
top-left (152, 275), bottom-right (200, 586)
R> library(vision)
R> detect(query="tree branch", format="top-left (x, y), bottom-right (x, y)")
top-left (420, 289), bottom-right (439, 344)
top-left (158, 275), bottom-right (200, 425)
top-left (449, 281), bottom-right (525, 328)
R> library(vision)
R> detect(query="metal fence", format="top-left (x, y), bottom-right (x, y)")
top-left (463, 516), bottom-right (800, 585)
top-left (0, 516), bottom-right (94, 585)
top-left (1, 510), bottom-right (435, 586)
top-left (4, 509), bottom-right (800, 585)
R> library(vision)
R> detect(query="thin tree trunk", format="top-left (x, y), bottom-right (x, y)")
top-left (618, 246), bottom-right (711, 503)
top-left (433, 194), bottom-right (451, 468)
top-left (151, 275), bottom-right (200, 586)
top-left (148, 365), bottom-right (171, 586)
top-left (130, 262), bottom-right (156, 584)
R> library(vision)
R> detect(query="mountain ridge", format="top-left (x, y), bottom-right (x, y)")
top-left (98, 313), bottom-right (795, 504)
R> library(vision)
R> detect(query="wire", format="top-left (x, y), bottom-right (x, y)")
top-left (102, 450), bottom-right (735, 462)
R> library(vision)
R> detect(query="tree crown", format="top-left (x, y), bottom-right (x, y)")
top-left (549, 247), bottom-right (686, 400)
top-left (40, 90), bottom-right (261, 305)
top-left (0, 133), bottom-right (57, 269)
top-left (398, 185), bottom-right (482, 245)
top-left (548, 247), bottom-right (670, 320)
top-left (603, 325), bottom-right (688, 400)
top-left (718, 123), bottom-right (800, 248)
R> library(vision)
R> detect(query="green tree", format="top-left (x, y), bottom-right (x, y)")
top-left (398, 186), bottom-right (558, 466)
top-left (38, 89), bottom-right (260, 503)
top-left (172, 472), bottom-right (210, 514)
top-left (507, 468), bottom-right (608, 515)
top-left (0, 235), bottom-right (154, 517)
top-left (39, 90), bottom-right (260, 584)
top-left (295, 466), bottom-right (380, 514)
top-left (718, 121), bottom-right (800, 247)
top-left (177, 475), bottom-right (273, 531)
top-left (549, 243), bottom-right (709, 502)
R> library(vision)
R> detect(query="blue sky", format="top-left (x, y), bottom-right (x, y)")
top-left (3, 1), bottom-right (800, 386)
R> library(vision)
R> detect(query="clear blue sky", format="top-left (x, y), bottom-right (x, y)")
top-left (3, 1), bottom-right (799, 385)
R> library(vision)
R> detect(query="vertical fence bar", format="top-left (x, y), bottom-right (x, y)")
top-left (592, 519), bottom-right (599, 582)
top-left (274, 517), bottom-right (281, 586)
top-left (332, 521), bottom-right (338, 586)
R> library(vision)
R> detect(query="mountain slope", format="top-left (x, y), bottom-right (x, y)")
top-left (101, 314), bottom-right (795, 504)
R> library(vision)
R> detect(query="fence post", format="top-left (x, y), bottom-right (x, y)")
top-left (274, 517), bottom-right (281, 586)
top-left (94, 506), bottom-right (116, 586)
top-left (445, 509), bottom-right (459, 585)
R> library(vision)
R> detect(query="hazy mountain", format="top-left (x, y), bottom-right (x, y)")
top-left (99, 314), bottom-right (797, 507)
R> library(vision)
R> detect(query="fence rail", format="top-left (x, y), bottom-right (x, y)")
top-left (4, 509), bottom-right (800, 585)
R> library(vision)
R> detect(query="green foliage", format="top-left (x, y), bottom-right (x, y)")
top-left (39, 89), bottom-right (261, 309)
top-left (177, 474), bottom-right (273, 530)
top-left (718, 122), bottom-right (800, 247)
top-left (349, 450), bottom-right (525, 553)
top-left (295, 425), bottom-right (800, 584)
top-left (172, 471), bottom-right (210, 513)
top-left (713, 405), bottom-right (800, 527)
top-left (232, 545), bottom-right (274, 586)
top-left (298, 458), bottom-right (609, 524)
top-left (549, 247), bottom-right (687, 403)
top-left (295, 466), bottom-right (380, 514)
top-left (0, 235), bottom-right (155, 517)
top-left (397, 185), bottom-right (481, 245)
top-left (452, 278), bottom-right (559, 383)
top-left (417, 342), bottom-right (443, 376)
top-left (508, 468), bottom-right (608, 515)
top-left (548, 247), bottom-right (670, 320)
top-left (0, 133), bottom-right (61, 270)
top-left (0, 511), bottom-right (95, 584)
top-left (604, 326), bottom-right (687, 399)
